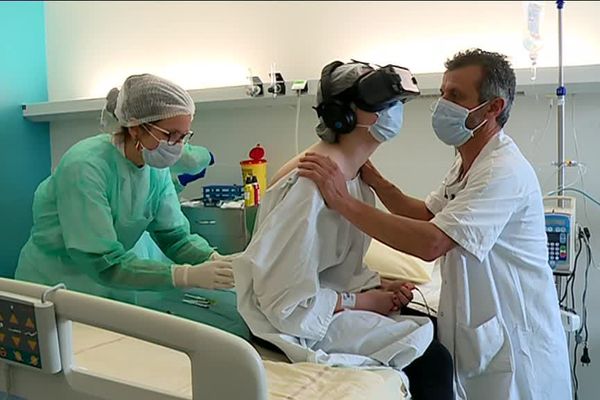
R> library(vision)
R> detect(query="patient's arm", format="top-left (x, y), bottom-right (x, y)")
top-left (269, 154), bottom-right (303, 188)
top-left (332, 289), bottom-right (402, 315)
top-left (240, 178), bottom-right (341, 341)
top-left (352, 290), bottom-right (402, 314)
top-left (240, 175), bottom-right (406, 341)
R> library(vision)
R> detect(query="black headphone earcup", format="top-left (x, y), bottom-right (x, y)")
top-left (317, 60), bottom-right (357, 137)
top-left (319, 100), bottom-right (356, 134)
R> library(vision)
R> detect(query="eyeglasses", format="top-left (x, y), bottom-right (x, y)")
top-left (145, 122), bottom-right (194, 146)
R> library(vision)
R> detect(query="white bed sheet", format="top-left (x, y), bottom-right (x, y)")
top-left (72, 323), bottom-right (409, 400)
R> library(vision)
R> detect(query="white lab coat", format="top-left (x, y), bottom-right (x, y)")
top-left (234, 171), bottom-right (433, 371)
top-left (425, 132), bottom-right (572, 400)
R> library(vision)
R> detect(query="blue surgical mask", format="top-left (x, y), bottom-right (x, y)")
top-left (431, 98), bottom-right (489, 146)
top-left (141, 125), bottom-right (184, 168)
top-left (357, 101), bottom-right (404, 142)
top-left (142, 140), bottom-right (184, 169)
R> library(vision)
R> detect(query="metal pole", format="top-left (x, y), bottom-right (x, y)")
top-left (557, 0), bottom-right (566, 196)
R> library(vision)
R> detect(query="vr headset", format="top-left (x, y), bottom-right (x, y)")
top-left (315, 60), bottom-right (420, 134)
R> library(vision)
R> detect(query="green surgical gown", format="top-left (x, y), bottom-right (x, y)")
top-left (130, 143), bottom-right (213, 264)
top-left (16, 134), bottom-right (214, 303)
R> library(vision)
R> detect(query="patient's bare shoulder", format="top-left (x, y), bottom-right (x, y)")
top-left (270, 155), bottom-right (301, 188)
top-left (269, 144), bottom-right (343, 189)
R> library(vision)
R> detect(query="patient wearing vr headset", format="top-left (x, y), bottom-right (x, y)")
top-left (269, 60), bottom-right (420, 313)
top-left (233, 61), bottom-right (441, 374)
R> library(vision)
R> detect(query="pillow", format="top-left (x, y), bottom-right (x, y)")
top-left (364, 239), bottom-right (433, 284)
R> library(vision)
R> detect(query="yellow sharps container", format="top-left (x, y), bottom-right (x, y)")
top-left (240, 144), bottom-right (267, 203)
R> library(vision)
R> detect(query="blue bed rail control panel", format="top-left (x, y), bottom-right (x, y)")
top-left (0, 292), bottom-right (61, 374)
top-left (544, 196), bottom-right (576, 276)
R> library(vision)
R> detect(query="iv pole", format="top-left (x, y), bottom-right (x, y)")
top-left (556, 0), bottom-right (566, 197)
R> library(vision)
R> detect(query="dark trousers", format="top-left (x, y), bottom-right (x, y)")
top-left (402, 307), bottom-right (454, 400)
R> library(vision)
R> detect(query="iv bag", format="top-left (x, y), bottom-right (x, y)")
top-left (522, 1), bottom-right (545, 80)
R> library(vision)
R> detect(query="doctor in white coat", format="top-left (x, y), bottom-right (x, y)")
top-left (299, 48), bottom-right (572, 400)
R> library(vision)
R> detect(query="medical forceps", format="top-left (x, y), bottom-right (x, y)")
top-left (181, 293), bottom-right (215, 309)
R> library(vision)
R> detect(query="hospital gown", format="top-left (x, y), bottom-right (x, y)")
top-left (234, 171), bottom-right (432, 369)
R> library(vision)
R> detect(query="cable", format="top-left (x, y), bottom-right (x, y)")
top-left (410, 301), bottom-right (438, 316)
top-left (570, 94), bottom-right (592, 225)
top-left (573, 339), bottom-right (580, 400)
top-left (570, 256), bottom-right (577, 313)
top-left (569, 228), bottom-right (584, 312)
top-left (555, 275), bottom-right (563, 303)
top-left (560, 235), bottom-right (581, 308)
top-left (582, 230), bottom-right (600, 273)
top-left (560, 227), bottom-right (582, 307)
top-left (571, 227), bottom-right (593, 400)
top-left (540, 162), bottom-right (587, 195)
top-left (580, 232), bottom-right (592, 365)
top-left (413, 286), bottom-right (435, 318)
top-left (294, 93), bottom-right (301, 155)
top-left (546, 188), bottom-right (600, 208)
top-left (528, 96), bottom-right (554, 146)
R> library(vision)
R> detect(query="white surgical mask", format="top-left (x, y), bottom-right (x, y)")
top-left (140, 125), bottom-right (184, 168)
top-left (431, 98), bottom-right (489, 147)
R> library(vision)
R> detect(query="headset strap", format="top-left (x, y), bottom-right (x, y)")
top-left (319, 60), bottom-right (345, 101)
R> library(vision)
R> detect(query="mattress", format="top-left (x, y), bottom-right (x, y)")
top-left (72, 323), bottom-right (408, 400)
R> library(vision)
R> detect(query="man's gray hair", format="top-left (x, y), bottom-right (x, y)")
top-left (445, 49), bottom-right (516, 127)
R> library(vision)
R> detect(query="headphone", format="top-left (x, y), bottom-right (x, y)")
top-left (314, 61), bottom-right (362, 135)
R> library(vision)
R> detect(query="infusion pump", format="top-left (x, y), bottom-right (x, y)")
top-left (544, 196), bottom-right (576, 275)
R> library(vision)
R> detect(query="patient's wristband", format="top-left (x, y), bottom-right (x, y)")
top-left (340, 292), bottom-right (357, 310)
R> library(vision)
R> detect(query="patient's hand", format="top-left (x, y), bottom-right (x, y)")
top-left (355, 290), bottom-right (401, 316)
top-left (382, 281), bottom-right (415, 308)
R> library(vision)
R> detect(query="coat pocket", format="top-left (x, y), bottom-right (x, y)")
top-left (456, 315), bottom-right (513, 378)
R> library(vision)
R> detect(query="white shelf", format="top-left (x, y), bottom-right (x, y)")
top-left (21, 80), bottom-right (320, 122)
top-left (22, 65), bottom-right (600, 122)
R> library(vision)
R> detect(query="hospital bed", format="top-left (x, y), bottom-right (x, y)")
top-left (0, 279), bottom-right (408, 400)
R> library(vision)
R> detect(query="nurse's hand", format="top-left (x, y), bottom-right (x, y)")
top-left (360, 160), bottom-right (387, 190)
top-left (209, 251), bottom-right (242, 263)
top-left (298, 152), bottom-right (350, 211)
top-left (356, 289), bottom-right (401, 315)
top-left (172, 261), bottom-right (235, 289)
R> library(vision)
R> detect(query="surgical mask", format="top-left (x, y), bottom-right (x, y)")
top-left (140, 125), bottom-right (184, 168)
top-left (357, 101), bottom-right (404, 143)
top-left (431, 98), bottom-right (489, 147)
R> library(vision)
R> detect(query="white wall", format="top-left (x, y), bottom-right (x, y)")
top-left (45, 1), bottom-right (600, 100)
top-left (44, 2), bottom-right (600, 398)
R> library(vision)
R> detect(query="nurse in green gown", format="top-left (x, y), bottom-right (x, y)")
top-left (16, 74), bottom-right (248, 338)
